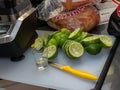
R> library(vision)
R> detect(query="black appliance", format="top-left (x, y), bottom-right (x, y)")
top-left (30, 0), bottom-right (49, 27)
top-left (30, 0), bottom-right (43, 7)
top-left (107, 8), bottom-right (120, 37)
top-left (0, 0), bottom-right (38, 61)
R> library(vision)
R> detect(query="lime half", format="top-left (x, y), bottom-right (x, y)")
top-left (64, 40), bottom-right (75, 59)
top-left (62, 40), bottom-right (72, 52)
top-left (61, 28), bottom-right (71, 35)
top-left (99, 35), bottom-right (113, 48)
top-left (82, 36), bottom-right (100, 46)
top-left (85, 43), bottom-right (102, 55)
top-left (59, 34), bottom-right (69, 47)
top-left (32, 37), bottom-right (44, 50)
top-left (68, 42), bottom-right (84, 58)
top-left (53, 32), bottom-right (62, 46)
top-left (41, 33), bottom-right (50, 46)
top-left (43, 45), bottom-right (58, 60)
top-left (68, 28), bottom-right (82, 39)
top-left (75, 32), bottom-right (88, 42)
top-left (47, 38), bottom-right (58, 46)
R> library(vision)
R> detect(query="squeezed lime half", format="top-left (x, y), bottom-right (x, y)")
top-left (43, 45), bottom-right (58, 60)
top-left (99, 35), bottom-right (113, 48)
top-left (68, 42), bottom-right (84, 58)
top-left (82, 36), bottom-right (100, 46)
top-left (68, 28), bottom-right (82, 39)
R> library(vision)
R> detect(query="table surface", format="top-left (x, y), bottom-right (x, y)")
top-left (101, 38), bottom-right (120, 90)
top-left (0, 24), bottom-right (118, 90)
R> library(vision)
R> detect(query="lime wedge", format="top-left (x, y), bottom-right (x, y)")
top-left (61, 28), bottom-right (71, 35)
top-left (75, 32), bottom-right (87, 42)
top-left (62, 40), bottom-right (72, 52)
top-left (41, 33), bottom-right (50, 46)
top-left (68, 28), bottom-right (82, 39)
top-left (53, 32), bottom-right (62, 46)
top-left (81, 32), bottom-right (88, 38)
top-left (68, 42), bottom-right (84, 58)
top-left (59, 34), bottom-right (69, 47)
top-left (32, 37), bottom-right (44, 50)
top-left (99, 35), bottom-right (113, 48)
top-left (82, 36), bottom-right (100, 46)
top-left (43, 45), bottom-right (58, 60)
top-left (50, 31), bottom-right (60, 38)
top-left (47, 38), bottom-right (58, 46)
top-left (64, 40), bottom-right (75, 59)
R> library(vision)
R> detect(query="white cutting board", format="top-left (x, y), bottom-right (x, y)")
top-left (0, 30), bottom-right (116, 90)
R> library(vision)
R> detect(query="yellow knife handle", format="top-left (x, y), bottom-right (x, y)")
top-left (61, 65), bottom-right (98, 80)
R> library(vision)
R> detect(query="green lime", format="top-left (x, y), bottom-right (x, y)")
top-left (86, 33), bottom-right (93, 37)
top-left (85, 43), bottom-right (102, 55)
top-left (50, 31), bottom-right (60, 38)
top-left (43, 45), bottom-right (58, 60)
top-left (62, 40), bottom-right (84, 59)
top-left (68, 42), bottom-right (84, 58)
top-left (62, 40), bottom-right (72, 52)
top-left (81, 32), bottom-right (88, 38)
top-left (99, 35), bottom-right (113, 48)
top-left (61, 28), bottom-right (71, 35)
top-left (53, 32), bottom-right (62, 37)
top-left (75, 36), bottom-right (83, 42)
top-left (68, 28), bottom-right (82, 39)
top-left (82, 36), bottom-right (100, 46)
top-left (33, 37), bottom-right (44, 50)
top-left (75, 32), bottom-right (89, 42)
top-left (41, 33), bottom-right (50, 46)
top-left (53, 32), bottom-right (62, 45)
top-left (59, 34), bottom-right (69, 47)
top-left (47, 38), bottom-right (58, 46)
top-left (53, 32), bottom-right (69, 47)
top-left (64, 40), bottom-right (75, 59)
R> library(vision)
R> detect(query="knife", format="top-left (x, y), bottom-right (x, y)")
top-left (48, 61), bottom-right (98, 81)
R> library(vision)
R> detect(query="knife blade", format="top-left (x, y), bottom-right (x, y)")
top-left (48, 61), bottom-right (98, 81)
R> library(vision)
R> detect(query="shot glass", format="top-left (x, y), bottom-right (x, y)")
top-left (32, 49), bottom-right (48, 70)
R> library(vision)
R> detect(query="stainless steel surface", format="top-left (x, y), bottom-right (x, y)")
top-left (0, 8), bottom-right (36, 44)
top-left (0, 0), bottom-right (32, 23)
top-left (0, 24), bottom-right (12, 34)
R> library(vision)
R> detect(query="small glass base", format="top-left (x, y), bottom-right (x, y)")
top-left (36, 59), bottom-right (48, 70)
top-left (37, 66), bottom-right (47, 70)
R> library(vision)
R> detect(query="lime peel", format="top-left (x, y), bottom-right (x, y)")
top-left (85, 43), bottom-right (102, 55)
top-left (99, 35), bottom-right (113, 48)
